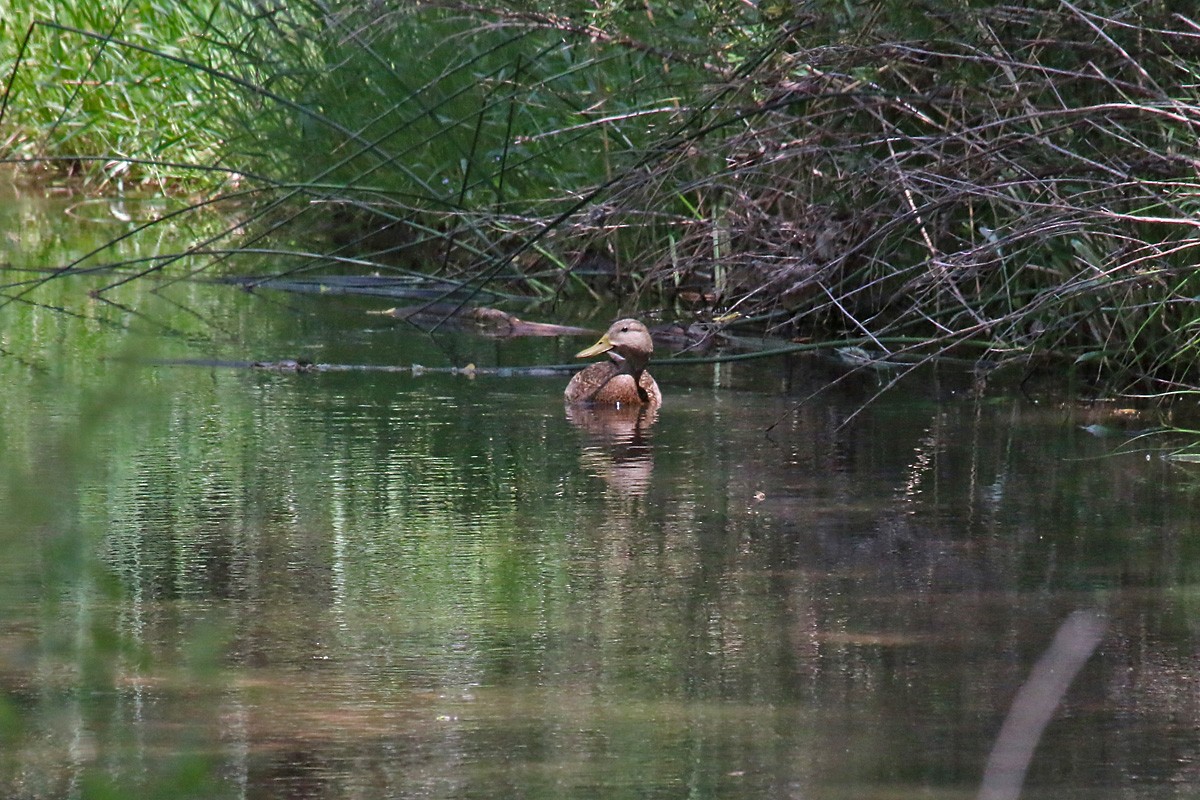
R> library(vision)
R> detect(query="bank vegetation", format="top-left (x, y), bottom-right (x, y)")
top-left (3, 0), bottom-right (1200, 395)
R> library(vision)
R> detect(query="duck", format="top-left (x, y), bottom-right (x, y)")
top-left (564, 318), bottom-right (662, 407)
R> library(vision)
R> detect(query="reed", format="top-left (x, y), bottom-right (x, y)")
top-left (5, 1), bottom-right (1200, 393)
top-left (0, 0), bottom-right (265, 191)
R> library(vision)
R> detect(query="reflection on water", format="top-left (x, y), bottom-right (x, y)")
top-left (565, 403), bottom-right (657, 497)
top-left (1, 252), bottom-right (1200, 797)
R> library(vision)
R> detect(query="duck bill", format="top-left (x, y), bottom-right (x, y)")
top-left (575, 334), bottom-right (613, 359)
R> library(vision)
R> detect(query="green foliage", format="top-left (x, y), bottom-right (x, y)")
top-left (0, 0), bottom-right (254, 189)
top-left (5, 1), bottom-right (1200, 391)
top-left (225, 3), bottom-right (734, 208)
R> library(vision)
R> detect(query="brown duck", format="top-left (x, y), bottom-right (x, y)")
top-left (564, 319), bottom-right (662, 407)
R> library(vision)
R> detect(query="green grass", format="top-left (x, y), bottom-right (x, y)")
top-left (0, 0), bottom-right (257, 191)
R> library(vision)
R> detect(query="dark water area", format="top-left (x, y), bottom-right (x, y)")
top-left (1, 194), bottom-right (1199, 799)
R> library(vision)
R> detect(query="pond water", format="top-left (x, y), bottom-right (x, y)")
top-left (1, 194), bottom-right (1199, 799)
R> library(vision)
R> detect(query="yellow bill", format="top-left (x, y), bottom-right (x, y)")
top-left (575, 334), bottom-right (613, 359)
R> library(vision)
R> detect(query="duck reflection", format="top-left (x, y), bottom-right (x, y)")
top-left (565, 403), bottom-right (657, 497)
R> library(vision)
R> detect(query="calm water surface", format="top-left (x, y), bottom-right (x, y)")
top-left (1, 195), bottom-right (1199, 799)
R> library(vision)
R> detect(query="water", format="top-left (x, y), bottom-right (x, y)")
top-left (1, 194), bottom-right (1199, 799)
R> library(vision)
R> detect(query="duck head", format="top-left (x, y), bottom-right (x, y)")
top-left (576, 319), bottom-right (654, 374)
